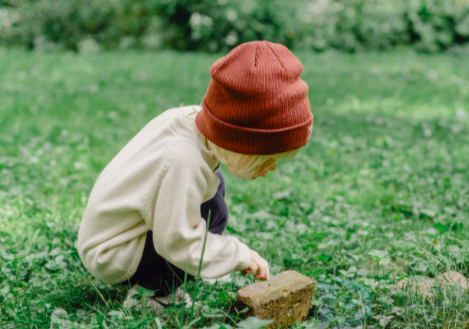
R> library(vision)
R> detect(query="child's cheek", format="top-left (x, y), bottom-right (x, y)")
top-left (225, 164), bottom-right (247, 179)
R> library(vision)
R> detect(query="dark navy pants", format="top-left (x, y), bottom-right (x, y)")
top-left (122, 171), bottom-right (228, 296)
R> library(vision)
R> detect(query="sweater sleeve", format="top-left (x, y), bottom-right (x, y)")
top-left (150, 144), bottom-right (251, 278)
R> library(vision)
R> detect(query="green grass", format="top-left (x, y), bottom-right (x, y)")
top-left (1, 48), bottom-right (469, 328)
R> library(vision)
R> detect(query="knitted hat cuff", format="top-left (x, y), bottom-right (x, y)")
top-left (195, 99), bottom-right (314, 155)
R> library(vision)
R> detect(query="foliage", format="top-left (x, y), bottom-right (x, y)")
top-left (1, 49), bottom-right (469, 328)
top-left (3, 0), bottom-right (469, 52)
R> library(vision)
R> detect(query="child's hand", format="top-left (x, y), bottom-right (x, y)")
top-left (241, 249), bottom-right (270, 280)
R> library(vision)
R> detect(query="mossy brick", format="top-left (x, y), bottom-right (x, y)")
top-left (231, 271), bottom-right (315, 328)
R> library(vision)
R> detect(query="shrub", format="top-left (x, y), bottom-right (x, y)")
top-left (2, 0), bottom-right (469, 53)
top-left (407, 0), bottom-right (469, 52)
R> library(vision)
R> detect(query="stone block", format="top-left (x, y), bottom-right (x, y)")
top-left (395, 271), bottom-right (468, 297)
top-left (231, 271), bottom-right (315, 328)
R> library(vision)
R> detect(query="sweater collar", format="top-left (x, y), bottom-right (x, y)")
top-left (200, 143), bottom-right (221, 173)
top-left (172, 107), bottom-right (221, 173)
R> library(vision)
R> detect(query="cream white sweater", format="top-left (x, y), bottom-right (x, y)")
top-left (77, 105), bottom-right (251, 284)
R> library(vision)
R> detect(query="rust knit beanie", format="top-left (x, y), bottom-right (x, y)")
top-left (195, 40), bottom-right (313, 155)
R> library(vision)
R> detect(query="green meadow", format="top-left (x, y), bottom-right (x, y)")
top-left (1, 49), bottom-right (469, 328)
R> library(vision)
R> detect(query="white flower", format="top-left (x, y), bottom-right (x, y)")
top-left (227, 10), bottom-right (237, 21)
top-left (202, 16), bottom-right (213, 26)
top-left (190, 12), bottom-right (202, 27)
top-left (225, 32), bottom-right (238, 46)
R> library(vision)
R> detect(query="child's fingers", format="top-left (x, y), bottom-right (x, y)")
top-left (243, 249), bottom-right (270, 279)
top-left (258, 257), bottom-right (269, 278)
top-left (248, 262), bottom-right (258, 274)
top-left (255, 259), bottom-right (268, 279)
top-left (256, 266), bottom-right (266, 279)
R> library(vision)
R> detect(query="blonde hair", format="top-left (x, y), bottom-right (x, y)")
top-left (182, 105), bottom-right (300, 178)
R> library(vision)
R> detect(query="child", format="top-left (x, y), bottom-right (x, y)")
top-left (77, 40), bottom-right (314, 309)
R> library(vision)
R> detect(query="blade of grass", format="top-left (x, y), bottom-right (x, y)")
top-left (155, 317), bottom-right (163, 329)
top-left (189, 209), bottom-right (211, 323)
top-left (180, 263), bottom-right (188, 326)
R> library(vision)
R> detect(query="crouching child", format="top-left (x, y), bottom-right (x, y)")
top-left (77, 40), bottom-right (314, 309)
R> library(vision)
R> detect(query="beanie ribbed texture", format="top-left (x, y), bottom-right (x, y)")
top-left (195, 40), bottom-right (314, 155)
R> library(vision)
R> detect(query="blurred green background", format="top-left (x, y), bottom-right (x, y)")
top-left (2, 0), bottom-right (469, 53)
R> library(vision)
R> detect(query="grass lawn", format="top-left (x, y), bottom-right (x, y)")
top-left (1, 49), bottom-right (469, 328)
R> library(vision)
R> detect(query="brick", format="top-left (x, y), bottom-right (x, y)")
top-left (231, 271), bottom-right (315, 328)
